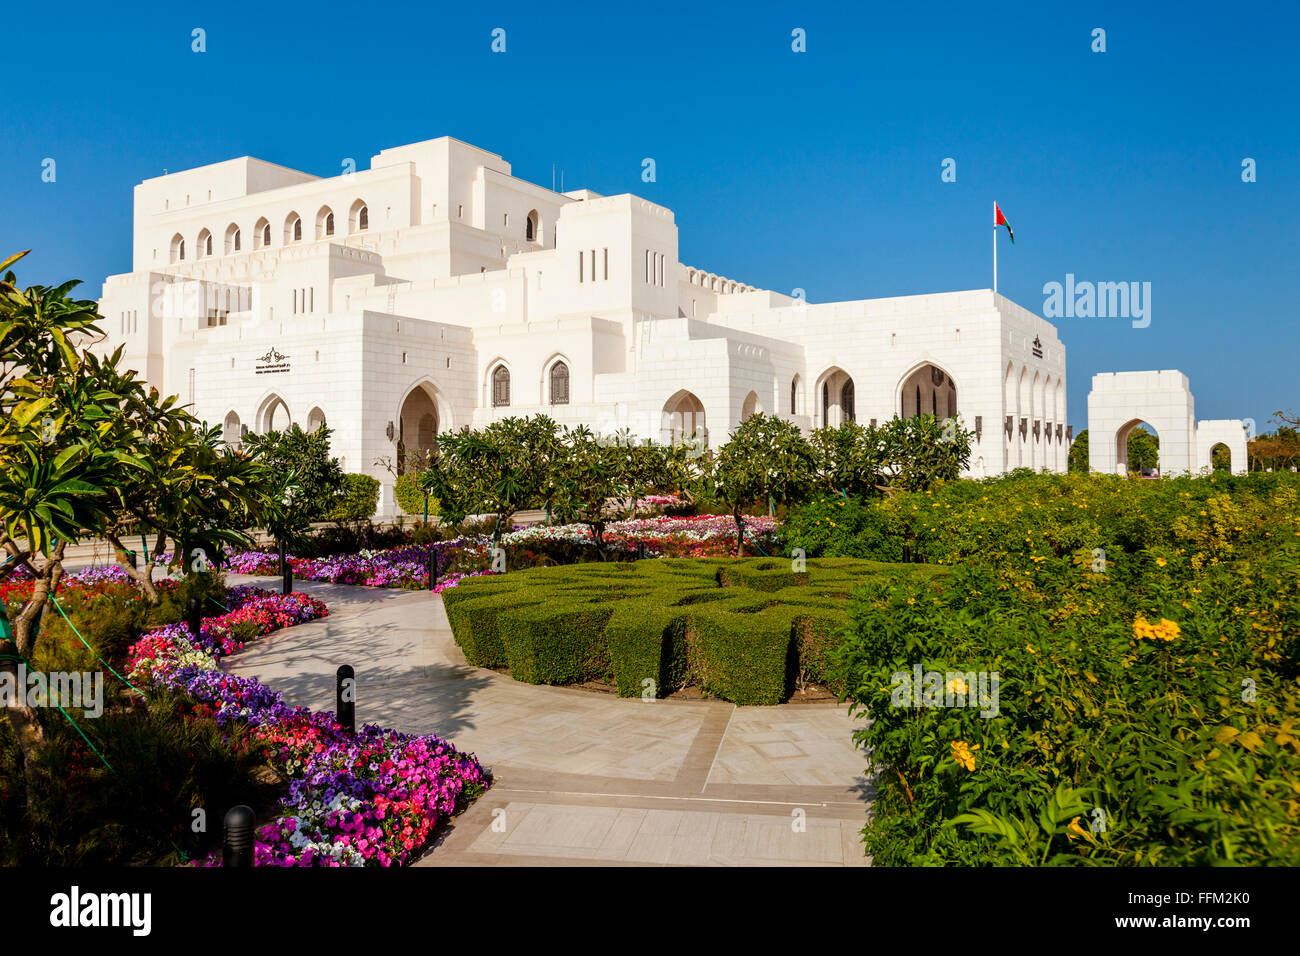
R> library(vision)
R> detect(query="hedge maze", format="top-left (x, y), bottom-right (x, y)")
top-left (442, 558), bottom-right (945, 705)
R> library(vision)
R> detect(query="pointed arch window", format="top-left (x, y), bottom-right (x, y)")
top-left (492, 365), bottom-right (511, 407)
top-left (841, 380), bottom-right (856, 423)
top-left (549, 361), bottom-right (570, 405)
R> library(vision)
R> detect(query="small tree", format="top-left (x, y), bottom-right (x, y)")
top-left (552, 426), bottom-right (628, 556)
top-left (424, 416), bottom-right (563, 550)
top-left (243, 423), bottom-right (345, 551)
top-left (873, 414), bottom-right (973, 492)
top-left (713, 414), bottom-right (816, 555)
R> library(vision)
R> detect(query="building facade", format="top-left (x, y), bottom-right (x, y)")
top-left (94, 136), bottom-right (1071, 514)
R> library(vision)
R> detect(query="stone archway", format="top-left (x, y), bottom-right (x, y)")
top-left (661, 389), bottom-right (707, 447)
top-left (740, 390), bottom-right (762, 422)
top-left (1087, 371), bottom-right (1196, 475)
top-left (816, 368), bottom-right (855, 427)
top-left (898, 362), bottom-right (957, 420)
top-left (1115, 419), bottom-right (1161, 476)
top-left (397, 384), bottom-right (439, 475)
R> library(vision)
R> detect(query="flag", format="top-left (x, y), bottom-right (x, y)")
top-left (995, 203), bottom-right (1015, 244)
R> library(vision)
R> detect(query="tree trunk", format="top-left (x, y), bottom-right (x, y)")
top-left (2, 539), bottom-right (67, 807)
top-left (106, 533), bottom-right (161, 605)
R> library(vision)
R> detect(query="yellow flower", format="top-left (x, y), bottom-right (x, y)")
top-left (947, 677), bottom-right (969, 695)
top-left (1133, 616), bottom-right (1180, 642)
top-left (906, 597), bottom-right (916, 605)
top-left (1066, 817), bottom-right (1092, 841)
top-left (951, 740), bottom-right (979, 772)
top-left (1156, 558), bottom-right (1167, 567)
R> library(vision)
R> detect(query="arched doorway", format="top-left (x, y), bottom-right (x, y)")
top-left (740, 390), bottom-right (762, 422)
top-left (899, 363), bottom-right (957, 420)
top-left (223, 411), bottom-right (241, 446)
top-left (307, 407), bottom-right (326, 432)
top-left (1116, 420), bottom-right (1161, 476)
top-left (817, 368), bottom-right (855, 427)
top-left (1209, 442), bottom-right (1231, 472)
top-left (661, 390), bottom-right (707, 447)
top-left (397, 385), bottom-right (439, 475)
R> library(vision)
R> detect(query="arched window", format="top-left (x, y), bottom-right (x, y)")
top-left (349, 199), bottom-right (369, 233)
top-left (170, 233), bottom-right (185, 263)
top-left (285, 212), bottom-right (302, 244)
top-left (526, 209), bottom-right (539, 242)
top-left (254, 217), bottom-right (271, 249)
top-left (549, 361), bottom-right (569, 405)
top-left (492, 365), bottom-right (511, 407)
top-left (223, 411), bottom-right (241, 446)
top-left (790, 375), bottom-right (799, 414)
top-left (225, 223), bottom-right (241, 254)
top-left (198, 228), bottom-right (213, 258)
top-left (316, 206), bottom-right (335, 239)
top-left (841, 380), bottom-right (855, 423)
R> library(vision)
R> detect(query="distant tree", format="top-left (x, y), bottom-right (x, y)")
top-left (1127, 428), bottom-right (1160, 474)
top-left (1068, 430), bottom-right (1090, 473)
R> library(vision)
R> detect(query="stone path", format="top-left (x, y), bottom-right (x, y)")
top-left (223, 575), bottom-right (873, 866)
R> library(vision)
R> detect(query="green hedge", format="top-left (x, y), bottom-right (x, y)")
top-left (444, 558), bottom-right (943, 704)
top-left (325, 474), bottom-right (380, 523)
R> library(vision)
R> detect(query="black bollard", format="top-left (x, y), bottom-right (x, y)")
top-left (187, 595), bottom-right (202, 641)
top-left (222, 805), bottom-right (256, 867)
top-left (427, 547), bottom-right (439, 591)
top-left (336, 664), bottom-right (355, 734)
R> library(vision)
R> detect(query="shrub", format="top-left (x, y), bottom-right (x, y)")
top-left (834, 472), bottom-right (1300, 866)
top-left (395, 470), bottom-right (436, 517)
top-left (444, 558), bottom-right (943, 704)
top-left (777, 494), bottom-right (905, 560)
top-left (326, 473), bottom-right (380, 523)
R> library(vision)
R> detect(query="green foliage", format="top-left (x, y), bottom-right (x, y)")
top-left (834, 471), bottom-right (1300, 865)
top-left (714, 414), bottom-right (817, 553)
top-left (444, 558), bottom-right (943, 704)
top-left (243, 423), bottom-right (345, 544)
top-left (1068, 429), bottom-right (1089, 473)
top-left (776, 494), bottom-right (905, 560)
top-left (327, 473), bottom-right (381, 523)
top-left (393, 471), bottom-right (432, 517)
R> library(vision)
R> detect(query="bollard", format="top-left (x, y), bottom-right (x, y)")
top-left (222, 805), bottom-right (256, 867)
top-left (187, 595), bottom-right (201, 641)
top-left (336, 664), bottom-right (355, 734)
top-left (902, 544), bottom-right (912, 564)
top-left (282, 559), bottom-right (292, 596)
top-left (427, 547), bottom-right (439, 591)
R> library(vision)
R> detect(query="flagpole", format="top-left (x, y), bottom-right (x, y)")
top-left (993, 201), bottom-right (998, 294)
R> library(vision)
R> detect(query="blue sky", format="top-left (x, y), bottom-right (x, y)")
top-left (2, 0), bottom-right (1296, 432)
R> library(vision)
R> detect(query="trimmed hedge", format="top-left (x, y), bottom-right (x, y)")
top-left (326, 473), bottom-right (381, 523)
top-left (443, 558), bottom-right (943, 704)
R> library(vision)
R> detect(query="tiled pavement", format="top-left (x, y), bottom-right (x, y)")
top-left (223, 574), bottom-right (874, 866)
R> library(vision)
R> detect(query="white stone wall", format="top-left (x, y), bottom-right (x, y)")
top-left (94, 135), bottom-right (1083, 519)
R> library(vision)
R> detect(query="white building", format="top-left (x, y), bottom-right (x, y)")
top-left (95, 136), bottom-right (1073, 514)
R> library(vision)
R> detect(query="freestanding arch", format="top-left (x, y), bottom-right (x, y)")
top-left (1087, 370), bottom-right (1196, 475)
top-left (661, 390), bottom-right (708, 447)
top-left (1195, 420), bottom-right (1249, 474)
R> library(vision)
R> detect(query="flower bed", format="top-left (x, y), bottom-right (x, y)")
top-left (125, 589), bottom-right (487, 866)
top-left (222, 514), bottom-right (782, 592)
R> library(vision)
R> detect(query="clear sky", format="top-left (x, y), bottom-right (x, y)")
top-left (2, 0), bottom-right (1296, 433)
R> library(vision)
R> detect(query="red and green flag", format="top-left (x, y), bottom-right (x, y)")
top-left (995, 203), bottom-right (1015, 243)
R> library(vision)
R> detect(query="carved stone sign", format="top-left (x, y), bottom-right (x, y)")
top-left (255, 347), bottom-right (290, 375)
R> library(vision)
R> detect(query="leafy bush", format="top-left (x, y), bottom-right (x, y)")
top-left (444, 558), bottom-right (942, 704)
top-left (326, 473), bottom-right (380, 523)
top-left (834, 471), bottom-right (1300, 865)
top-left (777, 494), bottom-right (905, 560)
top-left (395, 470), bottom-right (437, 517)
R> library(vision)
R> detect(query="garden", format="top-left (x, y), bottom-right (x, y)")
top-left (3, 249), bottom-right (1298, 867)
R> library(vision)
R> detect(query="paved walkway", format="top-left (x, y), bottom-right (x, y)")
top-left (223, 575), bottom-right (873, 866)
